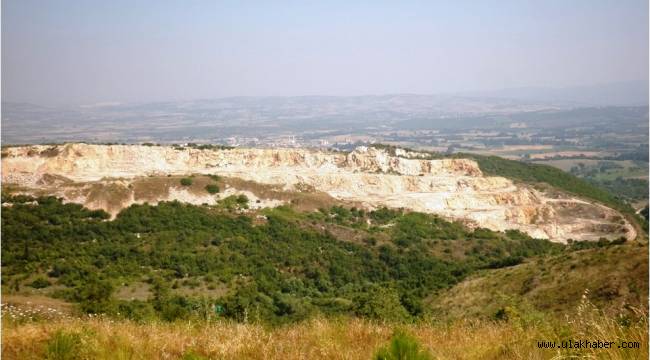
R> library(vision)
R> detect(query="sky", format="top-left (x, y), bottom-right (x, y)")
top-left (2, 0), bottom-right (648, 106)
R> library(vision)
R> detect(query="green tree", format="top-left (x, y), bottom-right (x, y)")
top-left (353, 285), bottom-right (410, 322)
top-left (78, 277), bottom-right (115, 314)
top-left (180, 178), bottom-right (193, 186)
top-left (205, 184), bottom-right (220, 194)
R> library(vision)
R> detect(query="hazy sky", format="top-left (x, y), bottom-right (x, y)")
top-left (2, 0), bottom-right (648, 105)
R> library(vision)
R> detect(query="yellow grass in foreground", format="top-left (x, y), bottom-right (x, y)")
top-left (2, 304), bottom-right (648, 360)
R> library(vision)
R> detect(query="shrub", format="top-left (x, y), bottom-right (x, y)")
top-left (364, 237), bottom-right (377, 246)
top-left (45, 330), bottom-right (81, 360)
top-left (78, 278), bottom-right (115, 314)
top-left (218, 195), bottom-right (249, 210)
top-left (370, 207), bottom-right (402, 224)
top-left (29, 276), bottom-right (51, 289)
top-left (180, 178), bottom-right (193, 186)
top-left (487, 256), bottom-right (523, 269)
top-left (236, 194), bottom-right (249, 206)
top-left (373, 330), bottom-right (433, 360)
top-left (116, 300), bottom-right (157, 322)
top-left (353, 286), bottom-right (410, 322)
top-left (205, 184), bottom-right (220, 194)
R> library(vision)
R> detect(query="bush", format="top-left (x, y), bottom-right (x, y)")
top-left (353, 286), bottom-right (410, 322)
top-left (370, 207), bottom-right (402, 224)
top-left (29, 276), bottom-right (51, 289)
top-left (218, 195), bottom-right (249, 210)
top-left (45, 330), bottom-right (82, 360)
top-left (236, 195), bottom-right (249, 206)
top-left (78, 278), bottom-right (115, 314)
top-left (180, 178), bottom-right (193, 186)
top-left (374, 330), bottom-right (433, 360)
top-left (116, 300), bottom-right (157, 322)
top-left (205, 184), bottom-right (220, 194)
top-left (487, 256), bottom-right (523, 269)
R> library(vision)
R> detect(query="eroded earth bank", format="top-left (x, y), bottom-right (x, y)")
top-left (1, 143), bottom-right (636, 243)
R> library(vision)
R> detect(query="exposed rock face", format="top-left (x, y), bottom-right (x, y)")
top-left (1, 143), bottom-right (635, 242)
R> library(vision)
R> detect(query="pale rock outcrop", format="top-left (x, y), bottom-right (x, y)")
top-left (1, 143), bottom-right (635, 243)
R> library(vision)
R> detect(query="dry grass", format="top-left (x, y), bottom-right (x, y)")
top-left (222, 176), bottom-right (365, 212)
top-left (85, 182), bottom-right (132, 212)
top-left (3, 300), bottom-right (647, 360)
top-left (431, 244), bottom-right (649, 320)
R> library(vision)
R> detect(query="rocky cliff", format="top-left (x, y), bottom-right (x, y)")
top-left (1, 143), bottom-right (636, 242)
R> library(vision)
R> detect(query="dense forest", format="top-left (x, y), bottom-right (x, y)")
top-left (2, 194), bottom-right (629, 325)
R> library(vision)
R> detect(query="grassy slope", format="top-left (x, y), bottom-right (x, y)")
top-left (430, 243), bottom-right (649, 320)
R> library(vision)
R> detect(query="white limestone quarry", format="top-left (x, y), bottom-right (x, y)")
top-left (1, 143), bottom-right (636, 242)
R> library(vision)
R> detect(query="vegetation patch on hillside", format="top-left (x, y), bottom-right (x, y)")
top-left (2, 195), bottom-right (567, 324)
top-left (430, 242), bottom-right (648, 319)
